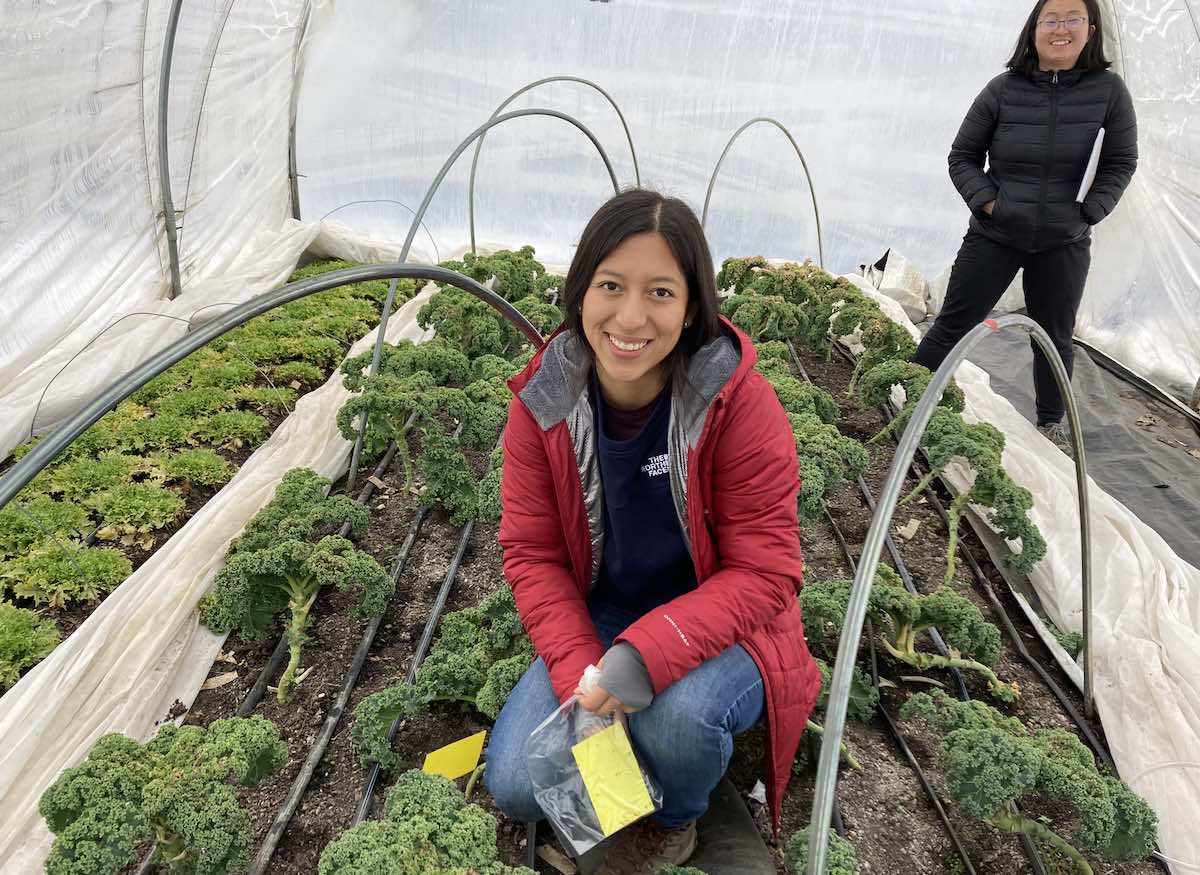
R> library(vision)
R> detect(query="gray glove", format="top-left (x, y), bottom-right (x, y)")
top-left (598, 642), bottom-right (654, 710)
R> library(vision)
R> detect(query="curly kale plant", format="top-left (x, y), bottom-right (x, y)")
top-left (513, 293), bottom-right (563, 337)
top-left (829, 300), bottom-right (917, 393)
top-left (440, 246), bottom-right (551, 302)
top-left (338, 338), bottom-right (478, 473)
top-left (898, 407), bottom-right (1046, 584)
top-left (1, 543), bottom-right (132, 608)
top-left (715, 255), bottom-right (769, 293)
top-left (417, 288), bottom-right (521, 359)
top-left (769, 372), bottom-right (840, 424)
top-left (801, 567), bottom-right (1018, 701)
top-left (39, 716), bottom-right (286, 875)
top-left (902, 691), bottom-right (1158, 873)
top-left (477, 446), bottom-right (504, 524)
top-left (722, 293), bottom-right (804, 341)
top-left (416, 427), bottom-right (479, 525)
top-left (788, 413), bottom-right (869, 522)
top-left (341, 338), bottom-right (471, 391)
top-left (0, 600), bottom-right (60, 689)
top-left (200, 468), bottom-right (388, 701)
top-left (353, 587), bottom-right (532, 769)
top-left (318, 769), bottom-right (535, 875)
top-left (784, 826), bottom-right (859, 874)
top-left (855, 359), bottom-right (965, 444)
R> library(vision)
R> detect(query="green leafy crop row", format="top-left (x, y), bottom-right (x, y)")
top-left (352, 586), bottom-right (533, 770)
top-left (0, 260), bottom-right (397, 686)
top-left (721, 256), bottom-right (1046, 584)
top-left (200, 468), bottom-right (390, 702)
top-left (317, 769), bottom-right (534, 875)
top-left (39, 716), bottom-right (286, 875)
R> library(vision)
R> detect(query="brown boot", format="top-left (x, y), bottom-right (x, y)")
top-left (593, 819), bottom-right (697, 875)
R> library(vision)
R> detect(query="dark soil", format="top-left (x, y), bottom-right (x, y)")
top-left (147, 343), bottom-right (1158, 875)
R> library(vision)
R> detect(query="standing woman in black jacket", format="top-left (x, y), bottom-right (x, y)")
top-left (914, 0), bottom-right (1138, 446)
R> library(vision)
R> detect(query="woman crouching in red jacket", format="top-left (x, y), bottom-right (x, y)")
top-left (484, 189), bottom-right (822, 874)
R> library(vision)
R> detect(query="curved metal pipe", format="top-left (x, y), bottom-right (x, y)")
top-left (346, 107), bottom-right (619, 488)
top-left (468, 75), bottom-right (641, 255)
top-left (287, 0), bottom-right (315, 220)
top-left (806, 313), bottom-right (1093, 874)
top-left (174, 0), bottom-right (237, 261)
top-left (701, 117), bottom-right (825, 269)
top-left (157, 0), bottom-right (186, 299)
top-left (319, 199), bottom-right (442, 263)
top-left (0, 264), bottom-right (541, 511)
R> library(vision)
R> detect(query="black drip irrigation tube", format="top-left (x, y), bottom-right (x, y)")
top-left (247, 501), bottom-right (433, 874)
top-left (819, 506), bottom-right (980, 875)
top-left (819, 340), bottom-right (1170, 874)
top-left (788, 340), bottom-right (1050, 875)
top-left (236, 439), bottom-right (402, 717)
top-left (134, 442), bottom-right (403, 875)
top-left (353, 514), bottom-right (477, 825)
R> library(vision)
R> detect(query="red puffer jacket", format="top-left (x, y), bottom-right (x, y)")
top-left (499, 318), bottom-right (821, 834)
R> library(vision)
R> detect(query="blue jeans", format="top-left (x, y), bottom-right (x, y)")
top-left (484, 601), bottom-right (764, 827)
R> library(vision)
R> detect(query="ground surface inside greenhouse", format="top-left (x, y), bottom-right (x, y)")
top-left (953, 318), bottom-right (1200, 570)
top-left (163, 339), bottom-right (1161, 875)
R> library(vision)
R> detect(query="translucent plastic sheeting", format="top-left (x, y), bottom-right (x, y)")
top-left (1074, 0), bottom-right (1200, 399)
top-left (0, 219), bottom-right (320, 460)
top-left (295, 0), bottom-right (1198, 395)
top-left (865, 286), bottom-right (1200, 872)
top-left (0, 289), bottom-right (432, 874)
top-left (0, 0), bottom-right (320, 458)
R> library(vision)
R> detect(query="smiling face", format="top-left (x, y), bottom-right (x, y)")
top-left (581, 231), bottom-right (692, 410)
top-left (1034, 0), bottom-right (1094, 71)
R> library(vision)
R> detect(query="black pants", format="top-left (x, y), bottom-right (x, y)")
top-left (914, 231), bottom-right (1091, 426)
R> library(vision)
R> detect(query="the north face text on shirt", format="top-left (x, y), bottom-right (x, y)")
top-left (640, 453), bottom-right (669, 477)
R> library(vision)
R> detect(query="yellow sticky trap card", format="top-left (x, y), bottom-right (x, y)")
top-left (571, 723), bottom-right (655, 836)
top-left (422, 730), bottom-right (486, 780)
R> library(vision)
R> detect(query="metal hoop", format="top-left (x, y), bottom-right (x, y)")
top-left (346, 107), bottom-right (622, 488)
top-left (0, 264), bottom-right (544, 511)
top-left (468, 75), bottom-right (641, 255)
top-left (701, 117), bottom-right (825, 268)
top-left (806, 313), bottom-right (1093, 873)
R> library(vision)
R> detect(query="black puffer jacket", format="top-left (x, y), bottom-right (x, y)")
top-left (949, 68), bottom-right (1138, 253)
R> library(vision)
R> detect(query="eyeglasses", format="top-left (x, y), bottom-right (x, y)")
top-left (1038, 16), bottom-right (1088, 31)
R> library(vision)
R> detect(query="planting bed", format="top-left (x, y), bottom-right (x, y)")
top-left (0, 259), bottom-right (419, 693)
top-left (26, 252), bottom-right (1166, 875)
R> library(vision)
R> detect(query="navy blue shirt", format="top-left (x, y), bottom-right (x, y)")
top-left (590, 377), bottom-right (697, 615)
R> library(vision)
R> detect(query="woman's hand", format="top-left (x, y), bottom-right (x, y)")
top-left (982, 200), bottom-right (995, 216)
top-left (576, 657), bottom-right (641, 716)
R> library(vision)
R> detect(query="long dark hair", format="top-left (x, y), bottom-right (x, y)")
top-left (1006, 0), bottom-right (1112, 76)
top-left (561, 188), bottom-right (722, 391)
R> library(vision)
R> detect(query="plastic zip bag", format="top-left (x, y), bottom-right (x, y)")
top-left (526, 692), bottom-right (662, 856)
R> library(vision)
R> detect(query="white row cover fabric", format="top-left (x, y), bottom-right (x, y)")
top-left (857, 284), bottom-right (1200, 873)
top-left (293, 0), bottom-right (1197, 396)
top-left (0, 290), bottom-right (432, 874)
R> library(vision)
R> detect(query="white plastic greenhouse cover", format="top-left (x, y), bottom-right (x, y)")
top-left (2, 0), bottom-right (1197, 462)
top-left (1, 0), bottom-right (1199, 868)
